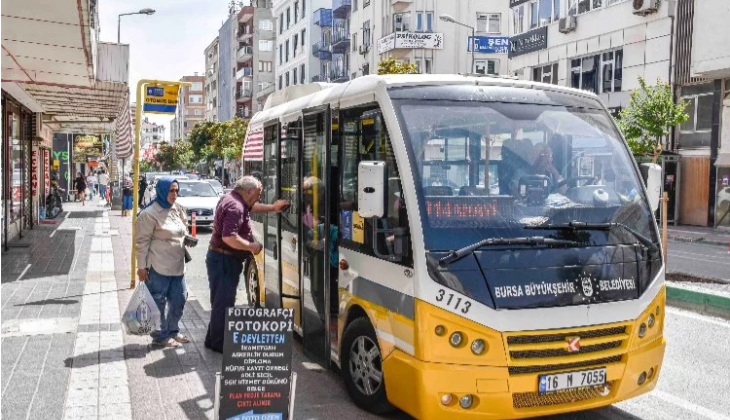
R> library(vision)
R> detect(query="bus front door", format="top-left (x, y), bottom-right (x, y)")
top-left (279, 122), bottom-right (302, 331)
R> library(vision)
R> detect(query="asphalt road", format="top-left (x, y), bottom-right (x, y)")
top-left (186, 230), bottom-right (730, 420)
top-left (667, 241), bottom-right (730, 282)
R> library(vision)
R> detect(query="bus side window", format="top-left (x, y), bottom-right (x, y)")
top-left (339, 106), bottom-right (412, 267)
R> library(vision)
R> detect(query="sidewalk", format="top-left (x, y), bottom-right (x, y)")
top-left (1, 199), bottom-right (397, 420)
top-left (667, 224), bottom-right (730, 246)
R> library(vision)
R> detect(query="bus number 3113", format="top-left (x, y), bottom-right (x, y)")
top-left (435, 289), bottom-right (472, 314)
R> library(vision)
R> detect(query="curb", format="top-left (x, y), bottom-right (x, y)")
top-left (668, 236), bottom-right (728, 247)
top-left (666, 285), bottom-right (730, 320)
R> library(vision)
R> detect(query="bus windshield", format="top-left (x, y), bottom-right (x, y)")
top-left (393, 96), bottom-right (659, 252)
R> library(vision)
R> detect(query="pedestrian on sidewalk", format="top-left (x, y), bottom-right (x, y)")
top-left (204, 176), bottom-right (288, 352)
top-left (122, 173), bottom-right (133, 216)
top-left (98, 169), bottom-right (109, 201)
top-left (74, 172), bottom-right (87, 206)
top-left (135, 177), bottom-right (192, 348)
top-left (86, 171), bottom-right (97, 200)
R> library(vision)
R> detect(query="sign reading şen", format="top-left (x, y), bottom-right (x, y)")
top-left (377, 32), bottom-right (444, 54)
top-left (143, 84), bottom-right (181, 114)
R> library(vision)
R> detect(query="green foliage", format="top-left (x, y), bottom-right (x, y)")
top-left (377, 57), bottom-right (419, 75)
top-left (155, 140), bottom-right (194, 171)
top-left (188, 117), bottom-right (249, 163)
top-left (139, 160), bottom-right (154, 173)
top-left (616, 77), bottom-right (689, 162)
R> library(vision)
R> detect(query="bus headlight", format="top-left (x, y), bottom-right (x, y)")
top-left (449, 332), bottom-right (464, 347)
top-left (459, 394), bottom-right (474, 409)
top-left (638, 323), bottom-right (647, 338)
top-left (435, 325), bottom-right (446, 336)
top-left (647, 314), bottom-right (655, 328)
top-left (470, 339), bottom-right (486, 355)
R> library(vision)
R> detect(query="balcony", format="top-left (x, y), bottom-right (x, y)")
top-left (237, 46), bottom-right (253, 63)
top-left (391, 0), bottom-right (413, 4)
top-left (236, 67), bottom-right (253, 80)
top-left (331, 23), bottom-right (350, 53)
top-left (236, 108), bottom-right (251, 119)
top-left (236, 88), bottom-right (253, 102)
top-left (238, 6), bottom-right (254, 23)
top-left (256, 84), bottom-right (275, 100)
top-left (312, 8), bottom-right (332, 27)
top-left (332, 0), bottom-right (352, 19)
top-left (237, 28), bottom-right (253, 42)
top-left (330, 67), bottom-right (349, 83)
top-left (311, 41), bottom-right (331, 60)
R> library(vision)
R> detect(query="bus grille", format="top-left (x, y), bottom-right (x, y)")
top-left (507, 326), bottom-right (626, 345)
top-left (510, 340), bottom-right (622, 359)
top-left (512, 381), bottom-right (614, 409)
top-left (507, 355), bottom-right (622, 375)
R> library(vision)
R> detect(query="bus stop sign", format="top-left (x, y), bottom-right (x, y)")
top-left (143, 84), bottom-right (180, 114)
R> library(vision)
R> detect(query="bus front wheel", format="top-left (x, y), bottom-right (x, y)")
top-left (341, 317), bottom-right (394, 414)
top-left (244, 260), bottom-right (260, 308)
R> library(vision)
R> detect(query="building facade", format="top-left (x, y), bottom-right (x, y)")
top-left (205, 37), bottom-right (220, 122)
top-left (672, 0), bottom-right (730, 227)
top-left (172, 74), bottom-right (206, 141)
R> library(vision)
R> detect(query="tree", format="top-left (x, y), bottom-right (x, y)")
top-left (616, 77), bottom-right (689, 163)
top-left (188, 121), bottom-right (220, 163)
top-left (377, 57), bottom-right (419, 75)
top-left (154, 140), bottom-right (194, 171)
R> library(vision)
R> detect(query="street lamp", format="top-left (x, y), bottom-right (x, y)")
top-left (439, 14), bottom-right (475, 74)
top-left (118, 8), bottom-right (156, 43)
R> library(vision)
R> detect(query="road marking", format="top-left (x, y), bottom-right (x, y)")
top-left (670, 249), bottom-right (729, 259)
top-left (652, 390), bottom-right (730, 420)
top-left (15, 264), bottom-right (31, 282)
top-left (668, 253), bottom-right (730, 267)
top-left (666, 307), bottom-right (730, 329)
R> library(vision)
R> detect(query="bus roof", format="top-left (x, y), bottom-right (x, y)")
top-left (253, 74), bottom-right (602, 126)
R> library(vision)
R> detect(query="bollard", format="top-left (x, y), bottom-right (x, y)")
top-left (191, 211), bottom-right (197, 237)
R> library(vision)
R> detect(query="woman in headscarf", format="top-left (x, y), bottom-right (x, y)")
top-left (74, 172), bottom-right (87, 206)
top-left (134, 177), bottom-right (191, 348)
top-left (122, 173), bottom-right (133, 216)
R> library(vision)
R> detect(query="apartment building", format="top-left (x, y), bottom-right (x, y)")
top-left (273, 0), bottom-right (330, 90)
top-left (205, 37), bottom-right (220, 122)
top-left (171, 74), bottom-right (205, 141)
top-left (139, 117), bottom-right (166, 147)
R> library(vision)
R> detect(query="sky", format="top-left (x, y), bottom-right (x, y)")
top-left (99, 0), bottom-right (232, 140)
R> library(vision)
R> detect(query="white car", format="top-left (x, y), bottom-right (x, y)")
top-left (175, 180), bottom-right (220, 228)
top-left (204, 179), bottom-right (225, 196)
top-left (143, 175), bottom-right (188, 206)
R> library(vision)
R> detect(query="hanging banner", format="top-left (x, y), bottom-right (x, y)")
top-left (143, 84), bottom-right (181, 114)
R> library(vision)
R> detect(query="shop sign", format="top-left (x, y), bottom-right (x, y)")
top-left (508, 26), bottom-right (548, 58)
top-left (468, 36), bottom-right (509, 54)
top-left (31, 149), bottom-right (39, 197)
top-left (44, 150), bottom-right (51, 193)
top-left (73, 134), bottom-right (103, 162)
top-left (377, 32), bottom-right (444, 54)
top-left (220, 307), bottom-right (294, 420)
top-left (143, 84), bottom-right (180, 114)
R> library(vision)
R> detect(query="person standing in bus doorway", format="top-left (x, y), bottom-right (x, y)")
top-left (204, 176), bottom-right (289, 353)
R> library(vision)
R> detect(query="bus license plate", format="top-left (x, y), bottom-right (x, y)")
top-left (538, 367), bottom-right (607, 394)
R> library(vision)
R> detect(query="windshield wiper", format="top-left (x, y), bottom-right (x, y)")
top-left (525, 221), bottom-right (658, 253)
top-left (439, 236), bottom-right (579, 267)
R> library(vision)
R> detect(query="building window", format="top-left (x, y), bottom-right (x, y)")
top-left (279, 45), bottom-right (283, 64)
top-left (294, 2), bottom-right (299, 23)
top-left (259, 40), bottom-right (274, 51)
top-left (286, 7), bottom-right (291, 29)
top-left (301, 29), bottom-right (306, 46)
top-left (300, 64), bottom-right (306, 84)
top-left (259, 19), bottom-right (273, 31)
top-left (533, 63), bottom-right (559, 85)
top-left (293, 68), bottom-right (298, 85)
top-left (354, 0), bottom-right (358, 11)
top-left (416, 12), bottom-right (434, 32)
top-left (363, 20), bottom-right (371, 45)
top-left (475, 60), bottom-right (499, 75)
top-left (364, 0), bottom-right (370, 7)
top-left (195, 109), bottom-right (203, 116)
top-left (352, 33), bottom-right (357, 51)
top-left (279, 13), bottom-right (283, 34)
top-left (570, 50), bottom-right (622, 94)
top-left (512, 4), bottom-right (526, 35)
top-left (363, 62), bottom-right (370, 75)
top-left (425, 59), bottom-right (432, 74)
top-left (679, 84), bottom-right (714, 148)
top-left (285, 72), bottom-right (290, 87)
top-left (189, 94), bottom-right (203, 103)
top-left (279, 75), bottom-right (283, 89)
top-left (191, 82), bottom-right (203, 91)
top-left (285, 40), bottom-right (290, 62)
top-left (293, 34), bottom-right (299, 56)
top-left (477, 13), bottom-right (500, 33)
top-left (393, 13), bottom-right (411, 32)
top-left (259, 61), bottom-right (273, 72)
top-left (570, 0), bottom-right (612, 16)
top-left (302, 0), bottom-right (305, 15)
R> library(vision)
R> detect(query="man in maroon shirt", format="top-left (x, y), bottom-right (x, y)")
top-left (204, 175), bottom-right (288, 352)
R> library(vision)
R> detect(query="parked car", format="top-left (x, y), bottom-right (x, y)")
top-left (204, 178), bottom-right (225, 196)
top-left (143, 175), bottom-right (189, 205)
top-left (175, 180), bottom-right (220, 228)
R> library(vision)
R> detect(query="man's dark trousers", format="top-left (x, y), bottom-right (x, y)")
top-left (204, 250), bottom-right (245, 352)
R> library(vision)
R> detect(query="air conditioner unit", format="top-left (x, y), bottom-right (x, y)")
top-left (559, 16), bottom-right (577, 33)
top-left (633, 0), bottom-right (659, 15)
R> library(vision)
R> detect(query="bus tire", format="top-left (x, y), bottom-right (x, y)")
top-left (244, 259), bottom-right (261, 308)
top-left (341, 317), bottom-right (394, 414)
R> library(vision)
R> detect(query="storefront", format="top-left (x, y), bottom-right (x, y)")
top-left (713, 79), bottom-right (730, 228)
top-left (2, 93), bottom-right (34, 248)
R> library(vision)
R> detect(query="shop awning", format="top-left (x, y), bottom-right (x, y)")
top-left (715, 153), bottom-right (730, 167)
top-left (114, 92), bottom-right (133, 159)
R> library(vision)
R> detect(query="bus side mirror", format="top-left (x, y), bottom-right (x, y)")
top-left (640, 163), bottom-right (661, 212)
top-left (358, 161), bottom-right (387, 218)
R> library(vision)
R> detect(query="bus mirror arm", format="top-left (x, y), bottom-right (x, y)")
top-left (370, 218), bottom-right (409, 262)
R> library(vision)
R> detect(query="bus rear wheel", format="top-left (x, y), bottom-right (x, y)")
top-left (244, 260), bottom-right (260, 308)
top-left (341, 317), bottom-right (394, 414)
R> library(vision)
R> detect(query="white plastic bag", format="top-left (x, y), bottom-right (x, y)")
top-left (122, 282), bottom-right (161, 335)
